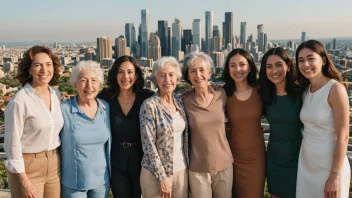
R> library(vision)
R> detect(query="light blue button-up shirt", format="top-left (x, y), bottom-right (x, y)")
top-left (60, 96), bottom-right (111, 190)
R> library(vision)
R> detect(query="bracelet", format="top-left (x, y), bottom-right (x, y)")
top-left (330, 170), bottom-right (340, 176)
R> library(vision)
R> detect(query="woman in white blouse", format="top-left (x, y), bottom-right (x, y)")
top-left (4, 46), bottom-right (64, 198)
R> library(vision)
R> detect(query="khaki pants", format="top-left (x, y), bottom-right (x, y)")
top-left (140, 167), bottom-right (188, 198)
top-left (189, 165), bottom-right (233, 198)
top-left (8, 148), bottom-right (61, 198)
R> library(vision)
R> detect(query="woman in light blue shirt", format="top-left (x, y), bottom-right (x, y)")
top-left (60, 61), bottom-right (111, 198)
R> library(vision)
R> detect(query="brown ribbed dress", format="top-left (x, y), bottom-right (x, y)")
top-left (226, 87), bottom-right (265, 198)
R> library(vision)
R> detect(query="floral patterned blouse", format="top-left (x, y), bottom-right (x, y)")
top-left (139, 93), bottom-right (189, 182)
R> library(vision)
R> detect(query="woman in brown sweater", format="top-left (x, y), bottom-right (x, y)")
top-left (222, 49), bottom-right (265, 198)
top-left (182, 51), bottom-right (233, 198)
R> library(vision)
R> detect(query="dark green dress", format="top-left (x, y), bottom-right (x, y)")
top-left (265, 95), bottom-right (303, 198)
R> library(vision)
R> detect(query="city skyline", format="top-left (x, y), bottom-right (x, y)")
top-left (1, 0), bottom-right (352, 43)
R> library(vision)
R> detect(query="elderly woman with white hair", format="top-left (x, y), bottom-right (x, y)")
top-left (182, 51), bottom-right (233, 198)
top-left (139, 57), bottom-right (189, 198)
top-left (60, 61), bottom-right (111, 197)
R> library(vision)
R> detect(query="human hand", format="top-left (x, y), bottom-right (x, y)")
top-left (18, 173), bottom-right (37, 198)
top-left (324, 173), bottom-right (339, 198)
top-left (160, 178), bottom-right (172, 198)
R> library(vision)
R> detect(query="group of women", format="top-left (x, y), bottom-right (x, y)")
top-left (3, 39), bottom-right (350, 198)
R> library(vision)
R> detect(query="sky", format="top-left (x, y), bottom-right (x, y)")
top-left (1, 0), bottom-right (352, 43)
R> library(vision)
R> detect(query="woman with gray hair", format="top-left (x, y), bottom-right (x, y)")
top-left (60, 60), bottom-right (111, 197)
top-left (182, 51), bottom-right (233, 198)
top-left (139, 57), bottom-right (189, 198)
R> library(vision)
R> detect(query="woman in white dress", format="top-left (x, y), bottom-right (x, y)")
top-left (295, 39), bottom-right (350, 198)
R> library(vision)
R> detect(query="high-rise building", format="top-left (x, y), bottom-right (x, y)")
top-left (192, 19), bottom-right (201, 50)
top-left (333, 38), bottom-right (337, 50)
top-left (96, 36), bottom-right (112, 62)
top-left (223, 12), bottom-right (233, 48)
top-left (257, 24), bottom-right (264, 52)
top-left (263, 33), bottom-right (268, 53)
top-left (287, 40), bottom-right (295, 49)
top-left (172, 18), bottom-right (182, 58)
top-left (301, 32), bottom-right (306, 43)
top-left (84, 48), bottom-right (94, 61)
top-left (158, 20), bottom-right (169, 56)
top-left (141, 9), bottom-right (150, 58)
top-left (148, 34), bottom-right (161, 61)
top-left (210, 26), bottom-right (222, 52)
top-left (182, 29), bottom-right (192, 53)
top-left (240, 22), bottom-right (247, 47)
top-left (211, 51), bottom-right (225, 68)
top-left (131, 25), bottom-right (137, 56)
top-left (115, 35), bottom-right (130, 58)
top-left (168, 27), bottom-right (172, 56)
top-left (125, 23), bottom-right (134, 48)
top-left (205, 11), bottom-right (214, 52)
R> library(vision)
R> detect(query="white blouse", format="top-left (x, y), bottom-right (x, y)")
top-left (4, 83), bottom-right (64, 173)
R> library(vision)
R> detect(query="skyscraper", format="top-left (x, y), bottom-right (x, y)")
top-left (257, 24), bottom-right (264, 52)
top-left (333, 38), bottom-right (337, 50)
top-left (301, 32), bottom-right (306, 43)
top-left (115, 35), bottom-right (130, 58)
top-left (210, 26), bottom-right (222, 52)
top-left (172, 18), bottom-right (182, 58)
top-left (182, 29), bottom-right (192, 53)
top-left (125, 23), bottom-right (134, 48)
top-left (240, 22), bottom-right (247, 47)
top-left (223, 12), bottom-right (233, 48)
top-left (168, 27), bottom-right (172, 56)
top-left (148, 34), bottom-right (161, 61)
top-left (131, 25), bottom-right (137, 56)
top-left (263, 33), bottom-right (268, 53)
top-left (141, 9), bottom-right (150, 58)
top-left (158, 20), bottom-right (169, 56)
top-left (205, 11), bottom-right (214, 52)
top-left (96, 36), bottom-right (112, 62)
top-left (192, 19), bottom-right (201, 50)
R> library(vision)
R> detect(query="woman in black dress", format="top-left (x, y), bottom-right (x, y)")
top-left (99, 56), bottom-right (154, 198)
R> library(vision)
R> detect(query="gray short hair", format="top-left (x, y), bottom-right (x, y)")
top-left (182, 51), bottom-right (215, 84)
top-left (69, 61), bottom-right (104, 88)
top-left (150, 57), bottom-right (182, 85)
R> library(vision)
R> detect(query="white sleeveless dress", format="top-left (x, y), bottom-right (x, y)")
top-left (296, 79), bottom-right (351, 198)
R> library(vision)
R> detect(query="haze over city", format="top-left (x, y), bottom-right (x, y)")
top-left (1, 0), bottom-right (352, 43)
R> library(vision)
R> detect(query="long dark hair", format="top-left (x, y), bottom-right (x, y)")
top-left (106, 55), bottom-right (144, 99)
top-left (296, 39), bottom-right (342, 86)
top-left (259, 47), bottom-right (303, 106)
top-left (222, 48), bottom-right (258, 96)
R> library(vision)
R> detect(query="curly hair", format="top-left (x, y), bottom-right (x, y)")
top-left (259, 47), bottom-right (303, 107)
top-left (106, 55), bottom-right (145, 99)
top-left (222, 48), bottom-right (258, 96)
top-left (17, 46), bottom-right (61, 86)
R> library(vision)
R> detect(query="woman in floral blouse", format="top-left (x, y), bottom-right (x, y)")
top-left (139, 56), bottom-right (189, 198)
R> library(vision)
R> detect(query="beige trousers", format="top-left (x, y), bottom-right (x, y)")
top-left (189, 165), bottom-right (233, 198)
top-left (140, 167), bottom-right (188, 198)
top-left (8, 148), bottom-right (61, 198)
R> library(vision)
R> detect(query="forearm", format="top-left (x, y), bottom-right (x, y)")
top-left (330, 133), bottom-right (349, 173)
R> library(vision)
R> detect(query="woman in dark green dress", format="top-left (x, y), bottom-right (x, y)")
top-left (258, 47), bottom-right (303, 198)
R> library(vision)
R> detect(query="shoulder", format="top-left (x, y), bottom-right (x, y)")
top-left (50, 86), bottom-right (62, 101)
top-left (97, 98), bottom-right (110, 110)
top-left (97, 88), bottom-right (109, 100)
top-left (330, 81), bottom-right (348, 99)
top-left (138, 89), bottom-right (155, 100)
top-left (60, 99), bottom-right (72, 110)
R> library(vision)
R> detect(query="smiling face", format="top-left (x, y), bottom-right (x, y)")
top-left (155, 63), bottom-right (179, 95)
top-left (75, 69), bottom-right (101, 101)
top-left (187, 59), bottom-right (211, 89)
top-left (265, 55), bottom-right (289, 87)
top-left (228, 54), bottom-right (251, 83)
top-left (116, 61), bottom-right (137, 91)
top-left (29, 53), bottom-right (54, 87)
top-left (297, 48), bottom-right (326, 80)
